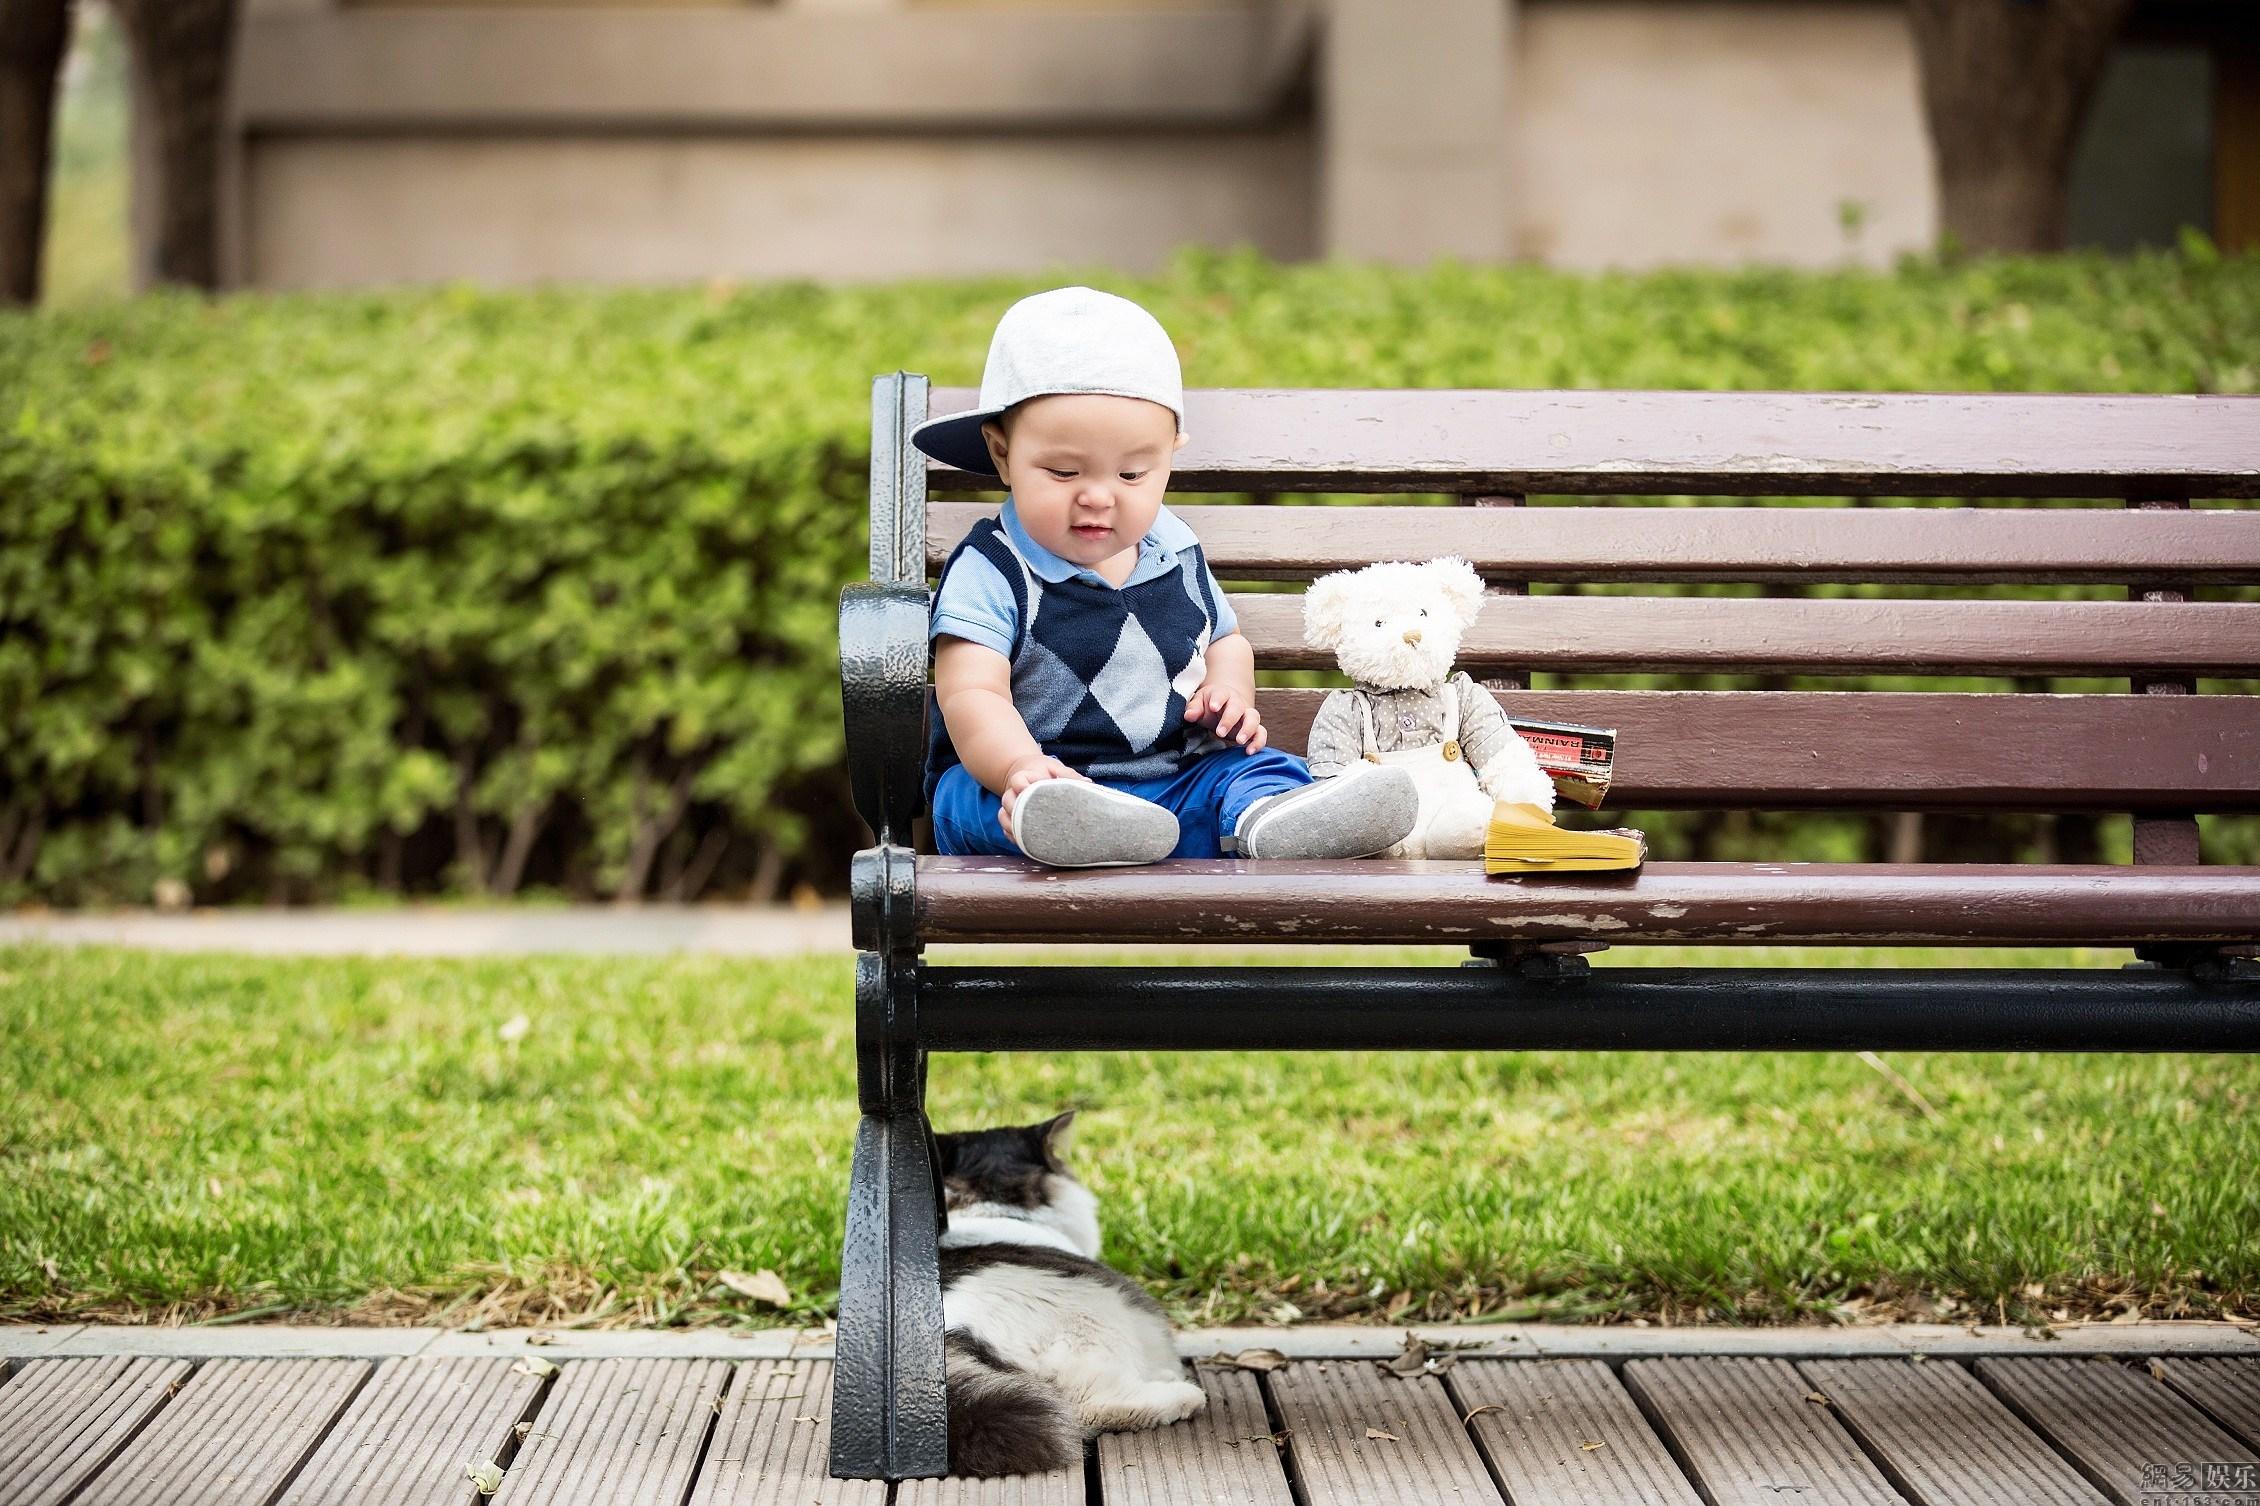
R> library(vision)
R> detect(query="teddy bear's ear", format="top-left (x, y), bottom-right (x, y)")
top-left (1430, 557), bottom-right (1487, 623)
top-left (1303, 570), bottom-right (1354, 652)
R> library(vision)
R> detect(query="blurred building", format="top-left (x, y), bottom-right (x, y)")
top-left (204, 0), bottom-right (2256, 290)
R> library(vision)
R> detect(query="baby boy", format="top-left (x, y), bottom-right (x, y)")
top-left (911, 286), bottom-right (1418, 867)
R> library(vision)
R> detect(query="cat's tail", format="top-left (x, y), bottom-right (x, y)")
top-left (944, 1330), bottom-right (1081, 1477)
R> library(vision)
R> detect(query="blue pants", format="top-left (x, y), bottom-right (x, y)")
top-left (932, 747), bottom-right (1313, 859)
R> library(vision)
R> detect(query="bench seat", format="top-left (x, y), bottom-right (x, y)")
top-left (915, 857), bottom-right (2260, 947)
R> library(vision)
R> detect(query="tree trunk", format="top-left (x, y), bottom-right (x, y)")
top-left (453, 746), bottom-right (492, 895)
top-left (1907, 0), bottom-right (2135, 254)
top-left (0, 0), bottom-right (70, 305)
top-left (615, 758), bottom-right (700, 907)
top-left (490, 795), bottom-right (551, 898)
top-left (111, 0), bottom-right (235, 289)
top-left (663, 828), bottom-right (730, 904)
top-left (0, 801), bottom-right (43, 886)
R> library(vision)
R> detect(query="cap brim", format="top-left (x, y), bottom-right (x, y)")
top-left (907, 409), bottom-right (1002, 478)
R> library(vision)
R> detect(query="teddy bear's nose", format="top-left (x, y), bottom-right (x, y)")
top-left (1402, 628), bottom-right (1423, 646)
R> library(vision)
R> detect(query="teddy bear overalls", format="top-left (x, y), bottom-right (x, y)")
top-left (1352, 688), bottom-right (1497, 859)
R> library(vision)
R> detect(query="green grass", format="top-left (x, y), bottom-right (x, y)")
top-left (3, 942), bottom-right (2254, 1330)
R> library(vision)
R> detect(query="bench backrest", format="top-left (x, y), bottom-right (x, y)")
top-left (876, 377), bottom-right (2260, 838)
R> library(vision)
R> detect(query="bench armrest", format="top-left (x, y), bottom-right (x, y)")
top-left (841, 581), bottom-right (931, 844)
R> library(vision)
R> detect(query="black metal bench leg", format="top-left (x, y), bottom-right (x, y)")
top-left (829, 955), bottom-right (949, 1481)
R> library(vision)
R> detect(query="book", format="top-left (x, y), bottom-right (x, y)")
top-left (1506, 717), bottom-right (1615, 809)
top-left (1483, 801), bottom-right (1647, 874)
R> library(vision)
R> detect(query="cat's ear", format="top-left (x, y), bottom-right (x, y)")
top-left (1034, 1109), bottom-right (1077, 1172)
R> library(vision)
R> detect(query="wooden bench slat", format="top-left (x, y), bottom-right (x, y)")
top-left (916, 858), bottom-right (2260, 946)
top-left (928, 502), bottom-right (2260, 584)
top-left (1449, 1359), bottom-right (1703, 1505)
top-left (924, 389), bottom-right (2260, 497)
top-left (1621, 1357), bottom-right (1904, 1506)
top-left (1227, 593), bottom-right (2260, 676)
top-left (1796, 1359), bottom-right (2109, 1506)
top-left (1249, 689), bottom-right (2260, 811)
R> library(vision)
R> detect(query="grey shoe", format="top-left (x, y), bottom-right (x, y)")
top-left (1227, 764), bottom-right (1420, 860)
top-left (1013, 779), bottom-right (1182, 868)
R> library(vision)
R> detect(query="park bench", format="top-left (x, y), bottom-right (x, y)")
top-left (830, 375), bottom-right (2260, 1480)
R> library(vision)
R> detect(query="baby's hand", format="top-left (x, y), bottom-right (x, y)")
top-left (998, 754), bottom-right (1088, 842)
top-left (1185, 683), bottom-right (1267, 753)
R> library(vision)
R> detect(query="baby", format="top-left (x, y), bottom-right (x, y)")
top-left (911, 286), bottom-right (1418, 867)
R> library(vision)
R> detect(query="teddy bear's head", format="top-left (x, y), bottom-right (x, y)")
top-left (1302, 557), bottom-right (1488, 691)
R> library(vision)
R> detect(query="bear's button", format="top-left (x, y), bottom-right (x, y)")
top-left (1364, 752), bottom-right (1382, 764)
top-left (1442, 740), bottom-right (1462, 762)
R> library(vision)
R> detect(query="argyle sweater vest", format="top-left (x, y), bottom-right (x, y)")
top-left (925, 517), bottom-right (1225, 799)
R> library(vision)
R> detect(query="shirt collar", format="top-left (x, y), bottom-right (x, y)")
top-left (1000, 496), bottom-right (1184, 586)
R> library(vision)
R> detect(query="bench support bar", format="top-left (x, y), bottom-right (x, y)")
top-left (830, 949), bottom-right (949, 1481)
top-left (918, 966), bottom-right (2260, 1053)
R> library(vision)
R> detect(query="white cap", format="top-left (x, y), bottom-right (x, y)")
top-left (909, 286), bottom-right (1185, 478)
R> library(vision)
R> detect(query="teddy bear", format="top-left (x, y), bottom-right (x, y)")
top-left (1300, 556), bottom-right (1556, 859)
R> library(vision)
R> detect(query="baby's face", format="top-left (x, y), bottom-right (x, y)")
top-left (982, 394), bottom-right (1185, 573)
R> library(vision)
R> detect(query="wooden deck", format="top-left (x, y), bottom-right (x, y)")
top-left (3, 1342), bottom-right (2257, 1505)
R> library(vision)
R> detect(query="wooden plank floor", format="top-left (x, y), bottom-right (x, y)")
top-left (7, 1347), bottom-right (2260, 1505)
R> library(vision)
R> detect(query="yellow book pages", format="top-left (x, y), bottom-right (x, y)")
top-left (1483, 802), bottom-right (1647, 874)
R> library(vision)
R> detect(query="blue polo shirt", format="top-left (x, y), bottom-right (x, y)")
top-left (925, 499), bottom-right (1239, 794)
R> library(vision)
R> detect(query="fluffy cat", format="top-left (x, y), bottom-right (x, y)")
top-left (934, 1111), bottom-right (1207, 1476)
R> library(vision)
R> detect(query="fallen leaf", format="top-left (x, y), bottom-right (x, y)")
top-left (513, 1421), bottom-right (532, 1439)
top-left (523, 1332), bottom-right (556, 1347)
top-left (1908, 1352), bottom-right (1928, 1363)
top-left (466, 1459), bottom-right (505, 1495)
top-left (1581, 1440), bottom-right (1606, 1452)
top-left (498, 1014), bottom-right (531, 1043)
top-left (39, 1257), bottom-right (58, 1283)
top-left (512, 1356), bottom-right (560, 1379)
top-left (794, 1415), bottom-right (822, 1425)
top-left (1378, 1331), bottom-right (1454, 1378)
top-left (1364, 1428), bottom-right (1400, 1442)
top-left (1462, 1404), bottom-right (1505, 1423)
top-left (1203, 1348), bottom-right (1289, 1372)
top-left (2147, 1358), bottom-right (2169, 1381)
top-left (1804, 1392), bottom-right (1831, 1407)
top-left (720, 1269), bottom-right (793, 1307)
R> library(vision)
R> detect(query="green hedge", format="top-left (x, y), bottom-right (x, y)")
top-left (3, 245), bottom-right (2256, 904)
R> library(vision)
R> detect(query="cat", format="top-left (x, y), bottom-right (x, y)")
top-left (933, 1111), bottom-right (1209, 1477)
